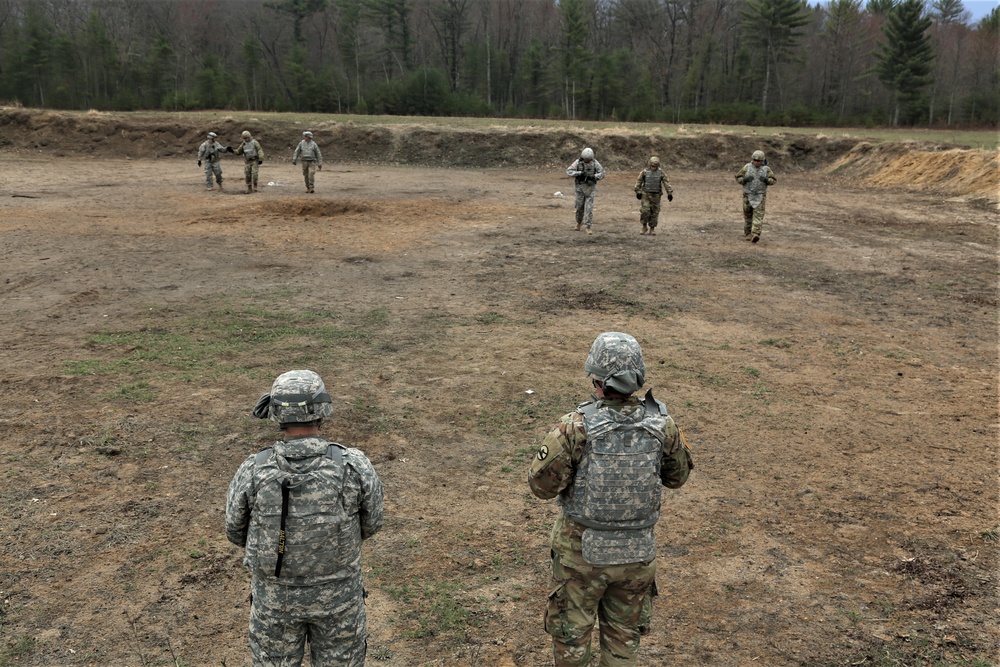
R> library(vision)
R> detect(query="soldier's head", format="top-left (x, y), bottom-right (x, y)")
top-left (252, 370), bottom-right (333, 431)
top-left (207, 132), bottom-right (217, 140)
top-left (241, 131), bottom-right (252, 140)
top-left (581, 147), bottom-right (595, 163)
top-left (751, 150), bottom-right (765, 164)
top-left (649, 156), bottom-right (660, 170)
top-left (585, 332), bottom-right (646, 399)
top-left (303, 131), bottom-right (314, 142)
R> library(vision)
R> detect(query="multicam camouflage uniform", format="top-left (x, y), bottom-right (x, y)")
top-left (292, 135), bottom-right (323, 193)
top-left (237, 133), bottom-right (265, 193)
top-left (198, 135), bottom-right (230, 189)
top-left (566, 150), bottom-right (606, 232)
top-left (226, 435), bottom-right (384, 666)
top-left (529, 388), bottom-right (692, 666)
top-left (633, 158), bottom-right (673, 235)
top-left (735, 154), bottom-right (777, 241)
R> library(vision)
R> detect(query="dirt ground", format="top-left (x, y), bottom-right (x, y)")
top-left (0, 113), bottom-right (997, 667)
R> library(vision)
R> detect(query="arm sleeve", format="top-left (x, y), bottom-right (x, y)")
top-left (663, 173), bottom-right (673, 195)
top-left (595, 161), bottom-right (605, 180)
top-left (634, 171), bottom-right (645, 192)
top-left (566, 160), bottom-right (580, 177)
top-left (347, 451), bottom-right (385, 540)
top-left (197, 144), bottom-right (206, 160)
top-left (736, 165), bottom-right (748, 183)
top-left (292, 143), bottom-right (301, 162)
top-left (766, 168), bottom-right (776, 185)
top-left (528, 413), bottom-right (584, 499)
top-left (225, 458), bottom-right (256, 547)
top-left (256, 141), bottom-right (264, 161)
top-left (660, 422), bottom-right (693, 489)
top-left (316, 145), bottom-right (323, 166)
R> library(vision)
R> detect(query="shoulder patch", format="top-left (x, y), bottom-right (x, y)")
top-left (536, 445), bottom-right (549, 461)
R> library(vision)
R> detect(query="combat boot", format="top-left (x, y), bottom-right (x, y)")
top-left (575, 222), bottom-right (582, 231)
top-left (641, 225), bottom-right (648, 235)
top-left (751, 234), bottom-right (760, 243)
top-left (586, 227), bottom-right (593, 236)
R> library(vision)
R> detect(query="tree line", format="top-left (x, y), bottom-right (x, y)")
top-left (0, 0), bottom-right (996, 126)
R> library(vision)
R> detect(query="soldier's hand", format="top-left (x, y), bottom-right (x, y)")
top-left (635, 192), bottom-right (642, 200)
top-left (759, 175), bottom-right (768, 183)
top-left (226, 146), bottom-right (235, 153)
top-left (667, 193), bottom-right (673, 202)
top-left (197, 160), bottom-right (201, 167)
top-left (257, 160), bottom-right (263, 165)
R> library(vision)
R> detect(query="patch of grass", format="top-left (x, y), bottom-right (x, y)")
top-left (107, 381), bottom-right (156, 402)
top-left (0, 635), bottom-right (37, 665)
top-left (476, 311), bottom-right (505, 325)
top-left (742, 367), bottom-right (761, 378)
top-left (760, 338), bottom-right (792, 348)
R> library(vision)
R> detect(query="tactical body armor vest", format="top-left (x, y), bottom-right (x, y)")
top-left (742, 163), bottom-right (771, 208)
top-left (576, 160), bottom-right (598, 185)
top-left (246, 443), bottom-right (356, 583)
top-left (641, 168), bottom-right (667, 193)
top-left (242, 140), bottom-right (259, 160)
top-left (562, 393), bottom-right (668, 565)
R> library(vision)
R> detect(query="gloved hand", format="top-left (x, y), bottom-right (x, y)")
top-left (226, 145), bottom-right (235, 153)
top-left (292, 161), bottom-right (297, 166)
top-left (667, 193), bottom-right (673, 202)
top-left (197, 160), bottom-right (201, 167)
top-left (759, 175), bottom-right (768, 183)
top-left (257, 159), bottom-right (263, 165)
top-left (635, 192), bottom-right (642, 200)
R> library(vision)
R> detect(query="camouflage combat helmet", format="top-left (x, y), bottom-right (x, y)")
top-left (241, 130), bottom-right (252, 139)
top-left (584, 332), bottom-right (646, 396)
top-left (581, 147), bottom-right (595, 161)
top-left (253, 370), bottom-right (333, 424)
top-left (751, 150), bottom-right (765, 161)
top-left (649, 156), bottom-right (660, 167)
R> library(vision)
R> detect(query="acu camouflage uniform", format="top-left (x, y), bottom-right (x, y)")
top-left (566, 155), bottom-right (606, 231)
top-left (237, 134), bottom-right (265, 192)
top-left (529, 393), bottom-right (692, 667)
top-left (735, 158), bottom-right (777, 239)
top-left (198, 138), bottom-right (228, 189)
top-left (292, 137), bottom-right (323, 193)
top-left (633, 159), bottom-right (673, 235)
top-left (226, 435), bottom-right (384, 666)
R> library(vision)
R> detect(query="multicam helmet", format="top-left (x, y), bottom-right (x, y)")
top-left (581, 147), bottom-right (595, 161)
top-left (258, 370), bottom-right (333, 424)
top-left (241, 130), bottom-right (252, 139)
top-left (208, 132), bottom-right (218, 139)
top-left (584, 332), bottom-right (646, 396)
top-left (649, 156), bottom-right (660, 167)
top-left (751, 150), bottom-right (765, 162)
top-left (303, 131), bottom-right (313, 138)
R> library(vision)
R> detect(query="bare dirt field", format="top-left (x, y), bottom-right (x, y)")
top-left (0, 111), bottom-right (997, 667)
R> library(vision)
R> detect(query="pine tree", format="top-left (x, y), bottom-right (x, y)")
top-left (876, 0), bottom-right (933, 125)
top-left (742, 0), bottom-right (811, 115)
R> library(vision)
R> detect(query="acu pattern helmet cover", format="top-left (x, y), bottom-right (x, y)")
top-left (584, 332), bottom-right (646, 396)
top-left (255, 370), bottom-right (334, 424)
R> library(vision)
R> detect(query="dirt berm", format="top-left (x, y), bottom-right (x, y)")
top-left (1, 107), bottom-right (996, 204)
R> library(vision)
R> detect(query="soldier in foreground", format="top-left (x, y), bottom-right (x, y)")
top-left (566, 147), bottom-right (605, 235)
top-left (633, 156), bottom-right (673, 236)
top-left (291, 131), bottom-right (323, 193)
top-left (236, 130), bottom-right (265, 193)
top-left (197, 131), bottom-right (233, 191)
top-left (226, 370), bottom-right (384, 666)
top-left (735, 149), bottom-right (777, 243)
top-left (528, 333), bottom-right (693, 666)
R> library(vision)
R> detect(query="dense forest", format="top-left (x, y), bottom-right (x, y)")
top-left (0, 0), bottom-right (996, 126)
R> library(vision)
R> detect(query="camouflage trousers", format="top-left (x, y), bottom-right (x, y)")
top-left (300, 161), bottom-right (318, 192)
top-left (244, 161), bottom-right (260, 188)
top-left (545, 548), bottom-right (657, 667)
top-left (742, 194), bottom-right (767, 236)
top-left (639, 192), bottom-right (663, 230)
top-left (574, 186), bottom-right (597, 228)
top-left (204, 161), bottom-right (223, 188)
top-left (248, 577), bottom-right (367, 667)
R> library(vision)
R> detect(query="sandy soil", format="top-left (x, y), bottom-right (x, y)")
top-left (0, 114), bottom-right (997, 667)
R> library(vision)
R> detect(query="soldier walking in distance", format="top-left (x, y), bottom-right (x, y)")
top-left (633, 156), bottom-right (673, 236)
top-left (566, 147), bottom-right (605, 235)
top-left (226, 370), bottom-right (384, 667)
top-left (237, 130), bottom-right (265, 194)
top-left (735, 150), bottom-right (777, 243)
top-left (197, 131), bottom-right (233, 191)
top-left (292, 131), bottom-right (323, 193)
top-left (528, 333), bottom-right (693, 667)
